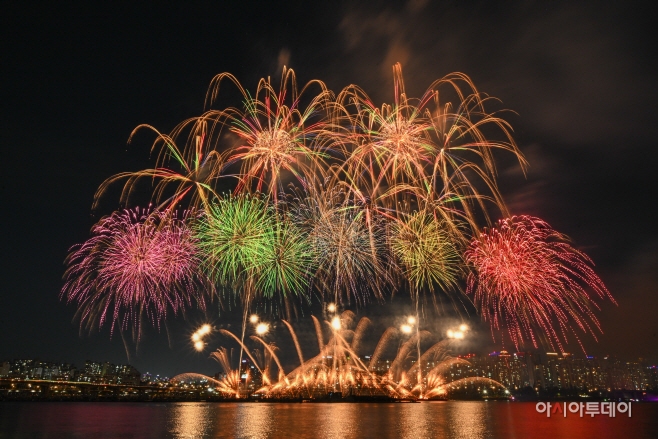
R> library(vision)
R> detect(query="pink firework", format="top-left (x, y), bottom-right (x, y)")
top-left (465, 216), bottom-right (615, 352)
top-left (62, 207), bottom-right (208, 337)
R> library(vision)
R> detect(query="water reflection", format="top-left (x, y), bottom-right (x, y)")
top-left (316, 403), bottom-right (359, 438)
top-left (234, 403), bottom-right (275, 439)
top-left (168, 403), bottom-right (214, 438)
top-left (396, 402), bottom-right (435, 438)
top-left (446, 401), bottom-right (488, 439)
top-left (72, 401), bottom-right (655, 439)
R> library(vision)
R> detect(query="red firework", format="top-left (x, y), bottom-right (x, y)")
top-left (465, 215), bottom-right (615, 352)
top-left (62, 207), bottom-right (208, 337)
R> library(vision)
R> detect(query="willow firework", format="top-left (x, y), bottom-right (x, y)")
top-left (62, 208), bottom-right (207, 337)
top-left (465, 216), bottom-right (615, 351)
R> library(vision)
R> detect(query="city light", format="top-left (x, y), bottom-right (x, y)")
top-left (447, 330), bottom-right (454, 338)
top-left (459, 324), bottom-right (468, 332)
top-left (194, 341), bottom-right (204, 351)
top-left (331, 316), bottom-right (341, 330)
top-left (408, 316), bottom-right (416, 325)
top-left (256, 323), bottom-right (268, 335)
top-left (401, 324), bottom-right (412, 334)
top-left (250, 315), bottom-right (258, 324)
top-left (191, 333), bottom-right (200, 342)
top-left (327, 303), bottom-right (336, 313)
top-left (454, 331), bottom-right (464, 339)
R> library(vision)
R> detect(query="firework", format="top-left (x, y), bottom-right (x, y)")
top-left (194, 195), bottom-right (271, 289)
top-left (66, 64), bottom-right (616, 353)
top-left (292, 185), bottom-right (391, 306)
top-left (207, 67), bottom-right (337, 202)
top-left (252, 218), bottom-right (314, 301)
top-left (94, 119), bottom-right (227, 212)
top-left (175, 315), bottom-right (504, 400)
top-left (336, 63), bottom-right (526, 222)
top-left (62, 208), bottom-right (207, 337)
top-left (391, 211), bottom-right (461, 302)
top-left (465, 215), bottom-right (615, 351)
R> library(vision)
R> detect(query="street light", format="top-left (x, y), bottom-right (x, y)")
top-left (331, 316), bottom-right (341, 330)
top-left (250, 315), bottom-right (259, 324)
top-left (194, 341), bottom-right (204, 351)
top-left (459, 324), bottom-right (468, 332)
top-left (401, 324), bottom-right (412, 334)
top-left (327, 303), bottom-right (336, 313)
top-left (407, 316), bottom-right (416, 325)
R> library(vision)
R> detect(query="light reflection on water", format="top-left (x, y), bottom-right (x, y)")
top-left (396, 402), bottom-right (435, 438)
top-left (315, 403), bottom-right (358, 438)
top-left (234, 403), bottom-right (275, 439)
top-left (168, 403), bottom-right (214, 438)
top-left (1, 401), bottom-right (656, 439)
top-left (446, 402), bottom-right (488, 439)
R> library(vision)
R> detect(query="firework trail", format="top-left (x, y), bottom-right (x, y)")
top-left (465, 215), bottom-right (615, 352)
top-left (62, 208), bottom-right (207, 338)
top-left (94, 119), bottom-right (227, 212)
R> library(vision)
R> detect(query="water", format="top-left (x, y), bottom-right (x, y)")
top-left (1, 401), bottom-right (656, 438)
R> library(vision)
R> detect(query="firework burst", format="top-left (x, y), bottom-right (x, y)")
top-left (465, 215), bottom-right (615, 351)
top-left (293, 185), bottom-right (390, 307)
top-left (336, 63), bottom-right (525, 224)
top-left (62, 208), bottom-right (207, 337)
top-left (66, 64), bottom-right (616, 351)
top-left (391, 211), bottom-right (461, 304)
top-left (208, 67), bottom-right (336, 201)
top-left (194, 195), bottom-right (271, 289)
top-left (252, 217), bottom-right (314, 301)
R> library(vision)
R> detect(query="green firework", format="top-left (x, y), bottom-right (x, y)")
top-left (195, 195), bottom-right (272, 287)
top-left (252, 217), bottom-right (314, 300)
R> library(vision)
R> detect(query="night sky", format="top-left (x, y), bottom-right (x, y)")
top-left (2, 1), bottom-right (657, 377)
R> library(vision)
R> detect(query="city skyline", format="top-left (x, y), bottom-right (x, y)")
top-left (3, 348), bottom-right (657, 397)
top-left (1, 1), bottom-right (657, 378)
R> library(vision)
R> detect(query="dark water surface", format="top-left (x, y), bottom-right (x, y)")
top-left (1, 401), bottom-right (656, 439)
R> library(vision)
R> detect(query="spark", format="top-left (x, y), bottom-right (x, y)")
top-left (465, 215), bottom-right (615, 352)
top-left (256, 323), bottom-right (269, 335)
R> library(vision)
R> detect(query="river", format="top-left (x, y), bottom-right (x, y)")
top-left (1, 401), bottom-right (656, 438)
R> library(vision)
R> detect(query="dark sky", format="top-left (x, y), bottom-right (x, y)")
top-left (1, 1), bottom-right (657, 377)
